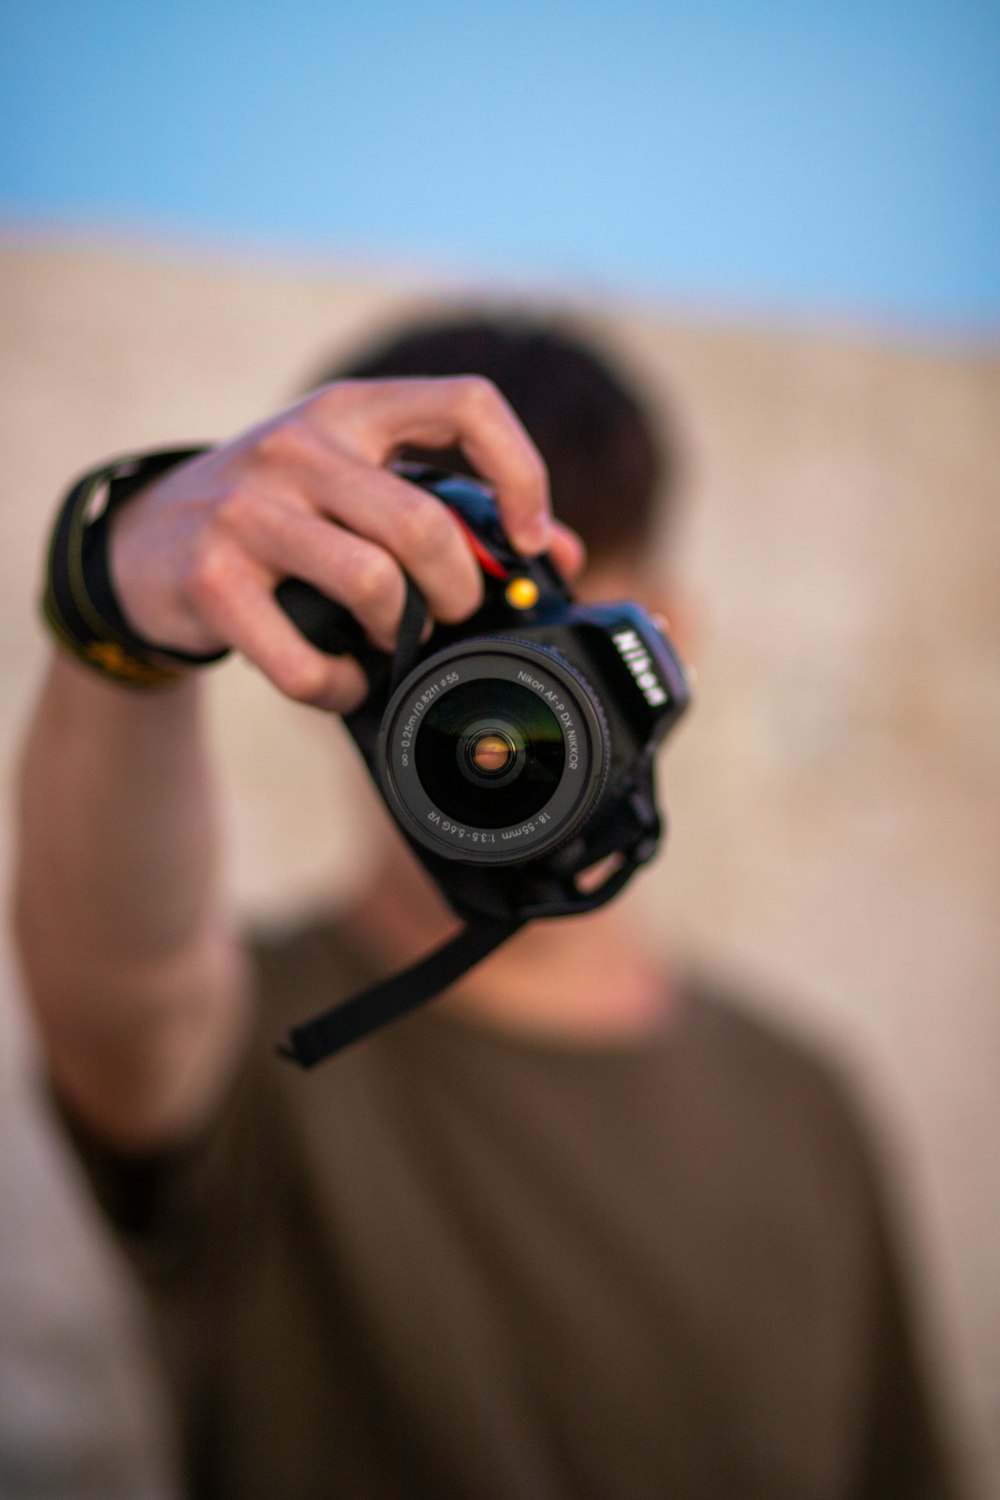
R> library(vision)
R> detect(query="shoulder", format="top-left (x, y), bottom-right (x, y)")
top-left (684, 970), bottom-right (864, 1120)
top-left (673, 970), bottom-right (891, 1222)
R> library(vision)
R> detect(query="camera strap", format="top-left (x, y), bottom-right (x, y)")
top-left (277, 915), bottom-right (525, 1068)
top-left (389, 576), bottom-right (429, 691)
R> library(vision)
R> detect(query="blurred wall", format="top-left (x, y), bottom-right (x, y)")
top-left (1, 238), bottom-right (997, 1495)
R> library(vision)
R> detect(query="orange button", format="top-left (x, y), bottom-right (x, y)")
top-left (505, 576), bottom-right (540, 610)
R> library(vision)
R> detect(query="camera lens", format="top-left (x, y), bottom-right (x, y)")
top-left (377, 641), bottom-right (609, 864)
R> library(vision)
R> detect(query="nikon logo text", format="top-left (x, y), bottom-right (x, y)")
top-left (612, 629), bottom-right (668, 707)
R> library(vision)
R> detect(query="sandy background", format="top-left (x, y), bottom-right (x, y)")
top-left (0, 237), bottom-right (997, 1497)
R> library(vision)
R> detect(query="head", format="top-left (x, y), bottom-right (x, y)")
top-left (312, 313), bottom-right (683, 587)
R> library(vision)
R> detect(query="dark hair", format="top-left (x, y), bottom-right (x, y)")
top-left (313, 314), bottom-right (678, 563)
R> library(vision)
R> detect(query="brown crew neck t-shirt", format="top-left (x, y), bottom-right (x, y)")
top-left (63, 918), bottom-right (956, 1500)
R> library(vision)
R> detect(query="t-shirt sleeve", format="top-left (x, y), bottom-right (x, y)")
top-left (46, 916), bottom-right (363, 1286)
top-left (49, 1005), bottom-right (278, 1289)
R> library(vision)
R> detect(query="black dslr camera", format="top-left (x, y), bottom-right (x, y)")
top-left (278, 464), bottom-right (690, 928)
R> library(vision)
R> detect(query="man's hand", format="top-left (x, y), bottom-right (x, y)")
top-left (111, 377), bottom-right (584, 713)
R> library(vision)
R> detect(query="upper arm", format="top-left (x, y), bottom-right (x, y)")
top-left (40, 926), bottom-right (253, 1154)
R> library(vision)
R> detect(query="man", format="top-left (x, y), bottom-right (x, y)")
top-left (14, 316), bottom-right (956, 1498)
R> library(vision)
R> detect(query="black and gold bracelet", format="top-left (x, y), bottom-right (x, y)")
top-left (42, 447), bottom-right (230, 688)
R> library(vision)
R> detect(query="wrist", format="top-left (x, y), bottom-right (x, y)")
top-left (42, 448), bottom-right (229, 689)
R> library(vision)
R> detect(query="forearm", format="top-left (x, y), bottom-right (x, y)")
top-left (19, 655), bottom-right (213, 959)
top-left (14, 652), bottom-right (247, 1142)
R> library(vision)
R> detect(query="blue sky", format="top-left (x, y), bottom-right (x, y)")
top-left (2, 1), bottom-right (998, 332)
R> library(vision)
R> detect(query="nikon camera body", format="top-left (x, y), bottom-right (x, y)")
top-left (277, 465), bottom-right (690, 927)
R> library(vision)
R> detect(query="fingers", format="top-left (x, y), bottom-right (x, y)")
top-left (282, 455), bottom-right (486, 630)
top-left (302, 377), bottom-right (552, 555)
top-left (211, 489), bottom-right (407, 653)
top-left (232, 402), bottom-right (583, 664)
top-left (547, 522), bottom-right (587, 584)
top-left (213, 485), bottom-right (584, 674)
top-left (187, 544), bottom-right (369, 713)
top-left (213, 463), bottom-right (486, 651)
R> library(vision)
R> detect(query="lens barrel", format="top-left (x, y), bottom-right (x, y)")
top-left (376, 639), bottom-right (609, 864)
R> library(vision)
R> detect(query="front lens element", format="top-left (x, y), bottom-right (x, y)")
top-left (377, 642), bottom-right (608, 864)
top-left (416, 680), bottom-right (564, 829)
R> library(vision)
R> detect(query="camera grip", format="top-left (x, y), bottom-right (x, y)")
top-left (274, 577), bottom-right (368, 657)
top-left (275, 575), bottom-right (427, 699)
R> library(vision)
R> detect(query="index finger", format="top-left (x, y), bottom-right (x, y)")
top-left (305, 377), bottom-right (553, 555)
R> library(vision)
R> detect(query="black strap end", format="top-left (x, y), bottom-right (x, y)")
top-left (276, 1037), bottom-right (320, 1070)
top-left (277, 916), bottom-right (523, 1070)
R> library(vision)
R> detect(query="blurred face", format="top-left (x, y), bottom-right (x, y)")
top-left (574, 552), bottom-right (692, 660)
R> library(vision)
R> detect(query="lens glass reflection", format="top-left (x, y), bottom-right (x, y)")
top-left (467, 731), bottom-right (517, 776)
top-left (416, 681), bottom-right (565, 828)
